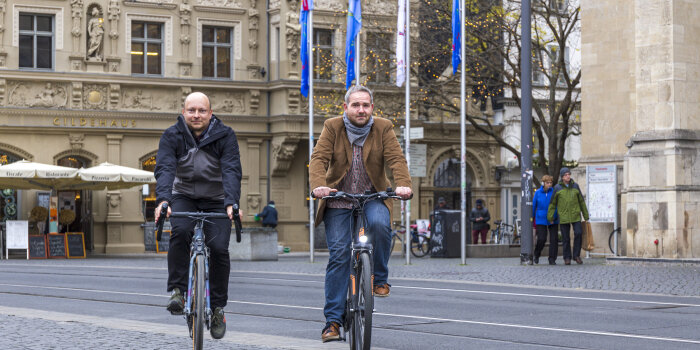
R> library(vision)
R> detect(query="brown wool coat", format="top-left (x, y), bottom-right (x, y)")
top-left (309, 116), bottom-right (412, 226)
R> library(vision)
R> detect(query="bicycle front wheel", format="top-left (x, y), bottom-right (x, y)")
top-left (191, 255), bottom-right (205, 350)
top-left (411, 236), bottom-right (430, 257)
top-left (354, 252), bottom-right (373, 350)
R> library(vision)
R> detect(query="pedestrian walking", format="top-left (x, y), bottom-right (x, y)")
top-left (256, 200), bottom-right (278, 228)
top-left (469, 199), bottom-right (490, 244)
top-left (547, 167), bottom-right (589, 265)
top-left (532, 175), bottom-right (559, 264)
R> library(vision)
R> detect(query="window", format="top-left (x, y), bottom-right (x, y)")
top-left (550, 0), bottom-right (567, 13)
top-left (131, 22), bottom-right (163, 75)
top-left (532, 49), bottom-right (545, 85)
top-left (19, 14), bottom-right (54, 69)
top-left (202, 26), bottom-right (233, 79)
top-left (314, 29), bottom-right (333, 81)
top-left (366, 32), bottom-right (392, 84)
top-left (271, 26), bottom-right (280, 80)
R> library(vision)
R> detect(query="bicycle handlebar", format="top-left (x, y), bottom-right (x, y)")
top-left (310, 187), bottom-right (413, 201)
top-left (155, 203), bottom-right (243, 243)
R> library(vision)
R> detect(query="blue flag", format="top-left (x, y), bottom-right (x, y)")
top-left (451, 0), bottom-right (461, 75)
top-left (300, 0), bottom-right (313, 97)
top-left (345, 0), bottom-right (362, 89)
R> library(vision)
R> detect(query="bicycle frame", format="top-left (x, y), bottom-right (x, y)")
top-left (184, 221), bottom-right (211, 319)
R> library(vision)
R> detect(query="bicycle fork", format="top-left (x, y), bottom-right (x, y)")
top-left (184, 229), bottom-right (212, 326)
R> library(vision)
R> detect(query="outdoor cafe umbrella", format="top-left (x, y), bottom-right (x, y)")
top-left (0, 160), bottom-right (80, 190)
top-left (74, 162), bottom-right (156, 190)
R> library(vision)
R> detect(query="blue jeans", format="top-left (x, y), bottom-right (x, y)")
top-left (323, 199), bottom-right (391, 324)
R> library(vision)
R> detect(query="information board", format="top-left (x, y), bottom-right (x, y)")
top-left (47, 234), bottom-right (66, 258)
top-left (66, 232), bottom-right (86, 258)
top-left (586, 165), bottom-right (617, 223)
top-left (28, 235), bottom-right (47, 259)
top-left (6, 220), bottom-right (28, 249)
top-left (409, 144), bottom-right (427, 177)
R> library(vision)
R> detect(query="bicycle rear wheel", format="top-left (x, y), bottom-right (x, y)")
top-left (411, 235), bottom-right (430, 257)
top-left (191, 255), bottom-right (205, 350)
top-left (608, 229), bottom-right (620, 255)
top-left (354, 252), bottom-right (373, 350)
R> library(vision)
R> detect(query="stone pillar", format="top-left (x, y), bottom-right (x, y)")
top-left (246, 138), bottom-right (263, 218)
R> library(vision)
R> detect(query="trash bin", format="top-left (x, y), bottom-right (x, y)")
top-left (430, 209), bottom-right (462, 258)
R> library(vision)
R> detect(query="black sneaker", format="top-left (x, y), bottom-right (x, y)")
top-left (167, 288), bottom-right (184, 315)
top-left (210, 307), bottom-right (226, 339)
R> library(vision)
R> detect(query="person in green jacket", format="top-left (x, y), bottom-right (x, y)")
top-left (547, 167), bottom-right (589, 265)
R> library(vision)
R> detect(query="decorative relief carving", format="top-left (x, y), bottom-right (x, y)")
top-left (250, 90), bottom-right (260, 114)
top-left (209, 92), bottom-right (246, 114)
top-left (180, 0), bottom-right (192, 59)
top-left (271, 136), bottom-right (300, 176)
top-left (0, 52), bottom-right (5, 67)
top-left (71, 0), bottom-right (83, 51)
top-left (287, 89), bottom-right (300, 114)
top-left (314, 0), bottom-right (342, 11)
top-left (248, 0), bottom-right (259, 60)
top-left (269, 0), bottom-right (280, 9)
top-left (0, 0), bottom-right (6, 50)
top-left (0, 79), bottom-right (5, 106)
top-left (72, 82), bottom-right (83, 109)
top-left (196, 0), bottom-right (243, 7)
top-left (365, 0), bottom-right (396, 14)
top-left (285, 0), bottom-right (300, 73)
top-left (107, 0), bottom-right (120, 55)
top-left (109, 84), bottom-right (120, 109)
top-left (8, 82), bottom-right (68, 108)
top-left (181, 86), bottom-right (192, 106)
top-left (83, 84), bottom-right (108, 110)
top-left (247, 193), bottom-right (261, 212)
top-left (121, 88), bottom-right (179, 111)
top-left (86, 5), bottom-right (104, 60)
top-left (68, 133), bottom-right (85, 150)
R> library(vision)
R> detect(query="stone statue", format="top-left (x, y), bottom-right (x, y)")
top-left (0, 0), bottom-right (6, 48)
top-left (108, 0), bottom-right (120, 55)
top-left (180, 0), bottom-right (192, 25)
top-left (87, 7), bottom-right (104, 60)
top-left (285, 0), bottom-right (300, 64)
top-left (71, 0), bottom-right (83, 38)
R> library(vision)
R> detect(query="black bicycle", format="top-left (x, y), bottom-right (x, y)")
top-left (155, 203), bottom-right (242, 350)
top-left (390, 223), bottom-right (431, 258)
top-left (317, 189), bottom-right (406, 350)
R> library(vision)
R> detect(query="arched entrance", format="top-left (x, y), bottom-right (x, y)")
top-left (56, 156), bottom-right (93, 250)
top-left (433, 158), bottom-right (472, 212)
top-left (0, 151), bottom-right (22, 222)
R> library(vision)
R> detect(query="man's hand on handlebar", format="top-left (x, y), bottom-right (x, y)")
top-left (312, 186), bottom-right (337, 198)
top-left (155, 201), bottom-right (171, 222)
top-left (395, 186), bottom-right (412, 200)
top-left (227, 205), bottom-right (244, 221)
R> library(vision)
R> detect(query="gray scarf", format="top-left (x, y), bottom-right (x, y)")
top-left (343, 113), bottom-right (374, 146)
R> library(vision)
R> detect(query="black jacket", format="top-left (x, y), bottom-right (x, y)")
top-left (155, 115), bottom-right (242, 208)
top-left (469, 206), bottom-right (491, 231)
top-left (258, 204), bottom-right (278, 226)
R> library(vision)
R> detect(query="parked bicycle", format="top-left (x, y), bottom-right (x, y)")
top-left (317, 189), bottom-right (406, 350)
top-left (155, 203), bottom-right (242, 350)
top-left (489, 220), bottom-right (515, 244)
top-left (608, 227), bottom-right (622, 255)
top-left (391, 223), bottom-right (431, 258)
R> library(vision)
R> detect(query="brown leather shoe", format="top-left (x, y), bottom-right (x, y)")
top-left (575, 257), bottom-right (583, 264)
top-left (321, 322), bottom-right (341, 342)
top-left (374, 283), bottom-right (390, 297)
top-left (564, 259), bottom-right (571, 265)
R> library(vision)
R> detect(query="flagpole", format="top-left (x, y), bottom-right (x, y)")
top-left (355, 30), bottom-right (360, 85)
top-left (404, 0), bottom-right (411, 266)
top-left (308, 8), bottom-right (315, 263)
top-left (459, 0), bottom-right (467, 265)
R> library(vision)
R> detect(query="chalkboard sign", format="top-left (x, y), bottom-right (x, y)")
top-left (47, 234), bottom-right (66, 258)
top-left (156, 230), bottom-right (171, 253)
top-left (66, 232), bottom-right (86, 259)
top-left (28, 235), bottom-right (47, 259)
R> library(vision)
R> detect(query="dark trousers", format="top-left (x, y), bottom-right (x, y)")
top-left (559, 221), bottom-right (582, 260)
top-left (472, 228), bottom-right (488, 244)
top-left (534, 224), bottom-right (559, 263)
top-left (167, 195), bottom-right (232, 309)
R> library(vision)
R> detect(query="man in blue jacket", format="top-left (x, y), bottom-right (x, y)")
top-left (532, 175), bottom-right (558, 264)
top-left (257, 200), bottom-right (278, 228)
top-left (154, 92), bottom-right (242, 339)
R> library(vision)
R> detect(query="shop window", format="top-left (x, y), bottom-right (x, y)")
top-left (142, 156), bottom-right (156, 221)
top-left (131, 21), bottom-right (163, 75)
top-left (19, 13), bottom-right (54, 69)
top-left (314, 29), bottom-right (334, 81)
top-left (202, 26), bottom-right (233, 79)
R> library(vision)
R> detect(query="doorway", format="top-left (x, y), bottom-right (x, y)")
top-left (57, 156), bottom-right (93, 251)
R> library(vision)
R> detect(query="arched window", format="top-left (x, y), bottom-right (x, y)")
top-left (432, 158), bottom-right (471, 211)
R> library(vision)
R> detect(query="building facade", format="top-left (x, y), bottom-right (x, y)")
top-left (0, 0), bottom-right (504, 253)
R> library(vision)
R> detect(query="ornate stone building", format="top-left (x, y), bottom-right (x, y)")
top-left (0, 0), bottom-right (503, 253)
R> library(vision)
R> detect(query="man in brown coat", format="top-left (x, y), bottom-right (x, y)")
top-left (310, 85), bottom-right (412, 342)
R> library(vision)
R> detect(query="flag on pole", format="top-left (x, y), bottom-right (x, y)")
top-left (396, 0), bottom-right (406, 87)
top-left (451, 0), bottom-right (461, 75)
top-left (345, 0), bottom-right (362, 89)
top-left (300, 0), bottom-right (313, 97)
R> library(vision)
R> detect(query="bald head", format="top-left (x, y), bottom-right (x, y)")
top-left (184, 92), bottom-right (211, 110)
top-left (182, 92), bottom-right (213, 138)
